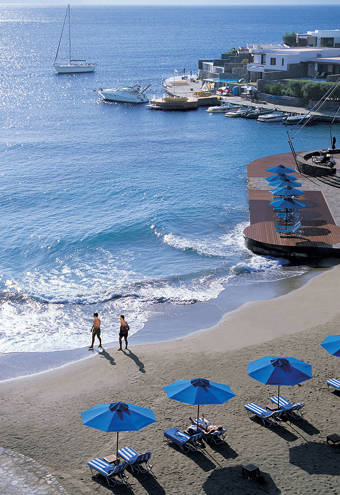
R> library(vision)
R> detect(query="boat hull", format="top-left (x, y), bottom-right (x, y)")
top-left (98, 90), bottom-right (148, 104)
top-left (54, 64), bottom-right (95, 74)
top-left (148, 97), bottom-right (198, 111)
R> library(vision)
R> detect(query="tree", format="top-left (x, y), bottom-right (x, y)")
top-left (283, 32), bottom-right (297, 47)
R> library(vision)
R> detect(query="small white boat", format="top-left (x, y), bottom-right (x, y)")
top-left (163, 72), bottom-right (202, 96)
top-left (206, 103), bottom-right (238, 113)
top-left (283, 114), bottom-right (312, 125)
top-left (98, 84), bottom-right (151, 104)
top-left (54, 5), bottom-right (95, 74)
top-left (257, 111), bottom-right (287, 122)
top-left (225, 108), bottom-right (250, 118)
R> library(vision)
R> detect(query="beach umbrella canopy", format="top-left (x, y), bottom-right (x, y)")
top-left (164, 377), bottom-right (236, 424)
top-left (272, 185), bottom-right (304, 197)
top-left (269, 177), bottom-right (302, 187)
top-left (321, 335), bottom-right (340, 357)
top-left (266, 173), bottom-right (298, 183)
top-left (248, 356), bottom-right (312, 407)
top-left (267, 164), bottom-right (296, 174)
top-left (81, 401), bottom-right (156, 455)
top-left (270, 198), bottom-right (305, 209)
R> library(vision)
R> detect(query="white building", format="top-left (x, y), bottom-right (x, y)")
top-left (297, 29), bottom-right (340, 48)
top-left (247, 45), bottom-right (340, 81)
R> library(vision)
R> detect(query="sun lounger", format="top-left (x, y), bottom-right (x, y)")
top-left (269, 396), bottom-right (304, 417)
top-left (118, 446), bottom-right (152, 473)
top-left (244, 402), bottom-right (281, 426)
top-left (327, 378), bottom-right (340, 391)
top-left (87, 458), bottom-right (128, 486)
top-left (190, 417), bottom-right (227, 444)
top-left (163, 427), bottom-right (203, 452)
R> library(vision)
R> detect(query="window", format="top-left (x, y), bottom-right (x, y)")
top-left (261, 54), bottom-right (266, 64)
top-left (270, 58), bottom-right (276, 66)
top-left (281, 58), bottom-right (284, 66)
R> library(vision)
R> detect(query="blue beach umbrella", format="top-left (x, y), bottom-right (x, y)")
top-left (248, 356), bottom-right (312, 407)
top-left (269, 177), bottom-right (302, 187)
top-left (164, 377), bottom-right (236, 424)
top-left (272, 185), bottom-right (304, 197)
top-left (270, 198), bottom-right (305, 209)
top-left (267, 164), bottom-right (296, 174)
top-left (81, 401), bottom-right (156, 455)
top-left (321, 335), bottom-right (340, 357)
top-left (266, 173), bottom-right (298, 183)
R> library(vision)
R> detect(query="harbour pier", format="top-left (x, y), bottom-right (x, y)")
top-left (244, 152), bottom-right (340, 259)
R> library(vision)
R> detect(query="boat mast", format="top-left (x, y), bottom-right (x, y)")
top-left (54, 5), bottom-right (68, 64)
top-left (68, 5), bottom-right (72, 63)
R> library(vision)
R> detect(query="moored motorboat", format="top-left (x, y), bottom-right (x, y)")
top-left (98, 84), bottom-right (150, 104)
top-left (163, 72), bottom-right (202, 96)
top-left (244, 107), bottom-right (273, 119)
top-left (257, 111), bottom-right (288, 122)
top-left (283, 114), bottom-right (313, 125)
top-left (147, 96), bottom-right (198, 111)
top-left (206, 103), bottom-right (237, 113)
top-left (225, 107), bottom-right (250, 118)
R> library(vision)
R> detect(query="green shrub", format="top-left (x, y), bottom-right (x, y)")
top-left (283, 32), bottom-right (297, 47)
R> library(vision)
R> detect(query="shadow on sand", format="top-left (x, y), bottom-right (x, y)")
top-left (90, 474), bottom-right (133, 494)
top-left (98, 348), bottom-right (116, 366)
top-left (131, 471), bottom-right (166, 495)
top-left (207, 440), bottom-right (238, 460)
top-left (122, 349), bottom-right (145, 373)
top-left (167, 443), bottom-right (216, 471)
top-left (202, 466), bottom-right (281, 494)
top-left (289, 441), bottom-right (340, 474)
top-left (250, 417), bottom-right (298, 442)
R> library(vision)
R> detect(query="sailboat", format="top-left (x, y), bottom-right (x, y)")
top-left (53, 5), bottom-right (95, 74)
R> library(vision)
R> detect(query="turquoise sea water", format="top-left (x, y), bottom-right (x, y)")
top-left (0, 5), bottom-right (339, 353)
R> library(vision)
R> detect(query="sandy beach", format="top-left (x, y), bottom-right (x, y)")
top-left (1, 266), bottom-right (340, 495)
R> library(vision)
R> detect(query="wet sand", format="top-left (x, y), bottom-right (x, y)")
top-left (0, 266), bottom-right (340, 494)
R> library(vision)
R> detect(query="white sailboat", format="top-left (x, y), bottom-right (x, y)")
top-left (53, 5), bottom-right (95, 74)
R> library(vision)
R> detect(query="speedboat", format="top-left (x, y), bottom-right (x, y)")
top-left (257, 111), bottom-right (287, 122)
top-left (283, 114), bottom-right (312, 125)
top-left (244, 107), bottom-right (273, 119)
top-left (225, 107), bottom-right (250, 118)
top-left (98, 83), bottom-right (150, 104)
top-left (206, 103), bottom-right (237, 113)
top-left (147, 95), bottom-right (198, 111)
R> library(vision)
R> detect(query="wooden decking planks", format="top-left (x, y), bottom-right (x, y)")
top-left (245, 154), bottom-right (340, 253)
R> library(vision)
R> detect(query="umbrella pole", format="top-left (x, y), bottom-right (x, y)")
top-left (116, 432), bottom-right (119, 458)
top-left (278, 385), bottom-right (280, 409)
top-left (197, 404), bottom-right (200, 430)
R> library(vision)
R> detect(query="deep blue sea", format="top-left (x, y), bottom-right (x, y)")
top-left (0, 5), bottom-right (339, 353)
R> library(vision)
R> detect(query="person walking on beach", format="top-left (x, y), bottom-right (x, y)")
top-left (89, 312), bottom-right (102, 350)
top-left (118, 315), bottom-right (129, 351)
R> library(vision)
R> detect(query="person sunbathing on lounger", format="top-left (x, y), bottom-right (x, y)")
top-left (189, 416), bottom-right (223, 434)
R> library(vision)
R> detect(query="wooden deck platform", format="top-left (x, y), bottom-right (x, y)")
top-left (244, 153), bottom-right (340, 259)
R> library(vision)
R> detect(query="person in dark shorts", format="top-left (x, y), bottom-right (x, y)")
top-left (89, 312), bottom-right (102, 350)
top-left (118, 315), bottom-right (129, 351)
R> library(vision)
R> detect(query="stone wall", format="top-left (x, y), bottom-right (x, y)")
top-left (257, 92), bottom-right (305, 107)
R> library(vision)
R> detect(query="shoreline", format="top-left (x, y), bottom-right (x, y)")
top-left (0, 265), bottom-right (323, 381)
top-left (1, 263), bottom-right (339, 494)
